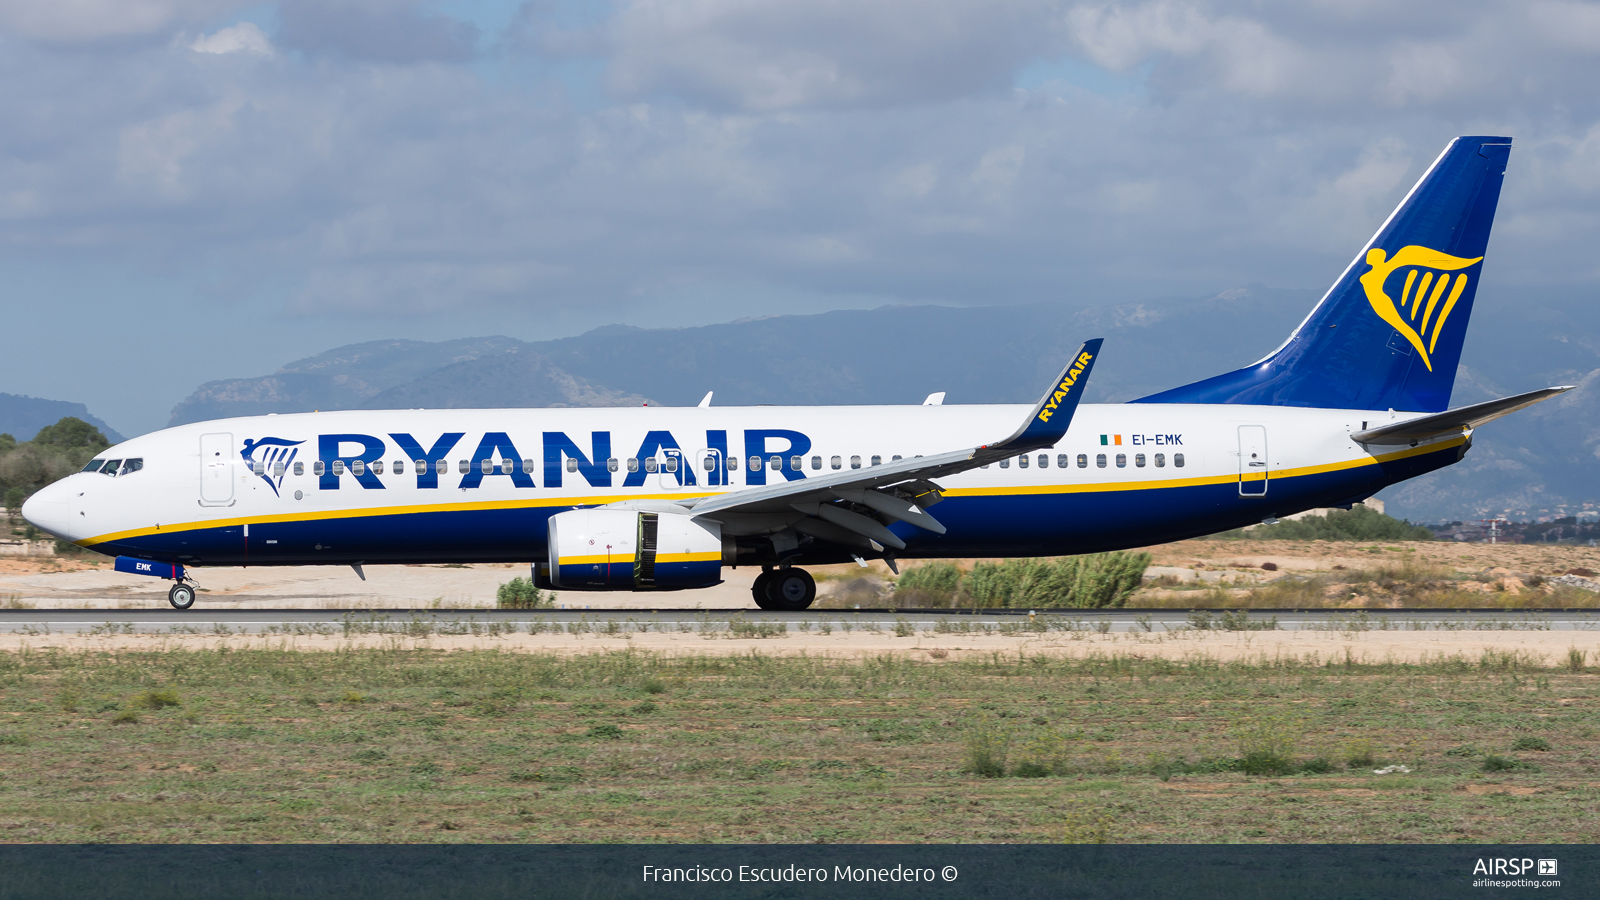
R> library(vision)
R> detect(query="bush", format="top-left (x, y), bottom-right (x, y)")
top-left (586, 723), bottom-right (624, 740)
top-left (960, 552), bottom-right (1151, 609)
top-left (1510, 736), bottom-right (1551, 752)
top-left (960, 720), bottom-right (1011, 777)
top-left (134, 689), bottom-right (180, 710)
top-left (893, 561), bottom-right (963, 607)
top-left (1233, 716), bottom-right (1302, 776)
top-left (1482, 754), bottom-right (1527, 772)
top-left (497, 577), bottom-right (554, 609)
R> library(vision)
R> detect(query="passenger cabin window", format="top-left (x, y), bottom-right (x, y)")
top-left (870, 455), bottom-right (881, 466)
top-left (665, 457), bottom-right (678, 473)
top-left (999, 458), bottom-right (1010, 468)
top-left (392, 460), bottom-right (404, 474)
top-left (313, 461), bottom-right (325, 476)
top-left (606, 457), bottom-right (619, 473)
top-left (1116, 454), bottom-right (1126, 468)
top-left (1038, 454), bottom-right (1049, 468)
top-left (295, 462), bottom-right (305, 476)
top-left (1076, 454), bottom-right (1087, 468)
top-left (273, 461), bottom-right (285, 478)
top-left (413, 458), bottom-right (426, 473)
top-left (1095, 454), bottom-right (1106, 468)
top-left (645, 458), bottom-right (658, 473)
top-left (811, 455), bottom-right (822, 470)
top-left (1154, 453), bottom-right (1165, 468)
top-left (479, 459), bottom-right (491, 474)
top-left (1058, 454), bottom-right (1069, 468)
top-left (352, 460), bottom-right (365, 476)
top-left (892, 455), bottom-right (903, 462)
top-left (831, 456), bottom-right (842, 470)
top-left (790, 455), bottom-right (802, 471)
top-left (850, 455), bottom-right (861, 469)
top-left (565, 458), bottom-right (578, 473)
top-left (704, 456), bottom-right (717, 471)
top-left (502, 459), bottom-right (514, 475)
top-left (1174, 453), bottom-right (1185, 467)
top-left (458, 460), bottom-right (470, 474)
top-left (332, 460), bottom-right (346, 475)
top-left (434, 460), bottom-right (447, 474)
top-left (251, 460), bottom-right (264, 476)
top-left (121, 458), bottom-right (143, 475)
top-left (1017, 455), bottom-right (1028, 468)
top-left (1135, 453), bottom-right (1145, 468)
top-left (768, 455), bottom-right (781, 471)
top-left (727, 456), bottom-right (738, 471)
top-left (748, 455), bottom-right (761, 471)
top-left (371, 461), bottom-right (384, 475)
top-left (627, 458), bottom-right (639, 473)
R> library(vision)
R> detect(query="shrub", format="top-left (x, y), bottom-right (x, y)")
top-left (1211, 506), bottom-right (1434, 541)
top-left (497, 577), bottom-right (554, 609)
top-left (960, 720), bottom-right (1012, 777)
top-left (586, 723), bottom-right (624, 740)
top-left (640, 678), bottom-right (667, 695)
top-left (961, 552), bottom-right (1151, 609)
top-left (111, 710), bottom-right (139, 725)
top-left (1510, 736), bottom-right (1551, 752)
top-left (1060, 806), bottom-right (1121, 844)
top-left (1343, 739), bottom-right (1376, 768)
top-left (1482, 754), bottom-right (1526, 772)
top-left (134, 689), bottom-right (180, 710)
top-left (893, 561), bottom-right (964, 607)
top-left (1233, 716), bottom-right (1302, 776)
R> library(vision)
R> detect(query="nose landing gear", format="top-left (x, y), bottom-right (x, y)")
top-left (168, 582), bottom-right (196, 610)
top-left (752, 567), bottom-right (816, 611)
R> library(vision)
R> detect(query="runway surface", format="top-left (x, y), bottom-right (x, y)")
top-left (1, 608), bottom-right (1595, 634)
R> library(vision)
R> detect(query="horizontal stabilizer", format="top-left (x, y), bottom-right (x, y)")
top-left (1351, 386), bottom-right (1572, 445)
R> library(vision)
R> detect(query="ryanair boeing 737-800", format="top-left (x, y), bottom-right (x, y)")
top-left (22, 136), bottom-right (1570, 610)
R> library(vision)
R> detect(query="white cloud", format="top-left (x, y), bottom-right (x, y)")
top-left (190, 22), bottom-right (272, 56)
top-left (0, 0), bottom-right (239, 42)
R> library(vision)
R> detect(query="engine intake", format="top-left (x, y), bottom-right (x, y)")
top-left (547, 509), bottom-right (725, 590)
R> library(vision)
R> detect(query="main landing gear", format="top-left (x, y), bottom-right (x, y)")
top-left (751, 567), bottom-right (816, 611)
top-left (168, 582), bottom-right (196, 610)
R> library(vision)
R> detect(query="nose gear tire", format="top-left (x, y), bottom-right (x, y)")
top-left (168, 583), bottom-right (196, 610)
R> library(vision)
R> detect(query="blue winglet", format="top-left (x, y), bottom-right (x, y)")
top-left (998, 338), bottom-right (1103, 451)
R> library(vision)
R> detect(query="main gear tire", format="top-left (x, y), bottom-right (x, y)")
top-left (762, 568), bottom-right (816, 611)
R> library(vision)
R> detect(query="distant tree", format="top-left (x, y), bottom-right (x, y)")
top-left (0, 416), bottom-right (112, 506)
top-left (32, 417), bottom-right (109, 453)
top-left (1212, 505), bottom-right (1434, 541)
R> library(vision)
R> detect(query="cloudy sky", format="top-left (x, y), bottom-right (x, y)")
top-left (3, 0), bottom-right (1599, 434)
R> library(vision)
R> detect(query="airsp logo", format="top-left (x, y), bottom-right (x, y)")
top-left (1472, 858), bottom-right (1555, 876)
top-left (1358, 244), bottom-right (1482, 372)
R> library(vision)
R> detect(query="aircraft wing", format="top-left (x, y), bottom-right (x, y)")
top-left (1350, 385), bottom-right (1573, 445)
top-left (684, 339), bottom-right (1102, 551)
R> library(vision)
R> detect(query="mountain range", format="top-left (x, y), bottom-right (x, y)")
top-left (143, 286), bottom-right (1600, 524)
top-left (0, 393), bottom-right (123, 444)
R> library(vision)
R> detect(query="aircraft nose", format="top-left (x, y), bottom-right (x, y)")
top-left (20, 482), bottom-right (75, 541)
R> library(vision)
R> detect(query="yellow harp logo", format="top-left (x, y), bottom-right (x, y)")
top-left (1358, 245), bottom-right (1481, 371)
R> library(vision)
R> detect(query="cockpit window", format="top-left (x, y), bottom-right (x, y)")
top-left (82, 459), bottom-right (106, 473)
top-left (120, 458), bottom-right (143, 475)
top-left (99, 459), bottom-right (122, 476)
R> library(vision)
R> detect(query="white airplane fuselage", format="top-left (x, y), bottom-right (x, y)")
top-left (26, 402), bottom-right (1461, 571)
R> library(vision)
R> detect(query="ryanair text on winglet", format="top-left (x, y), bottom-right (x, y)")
top-left (1036, 350), bottom-right (1095, 423)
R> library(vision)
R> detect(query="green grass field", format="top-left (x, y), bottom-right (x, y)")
top-left (0, 647), bottom-right (1596, 843)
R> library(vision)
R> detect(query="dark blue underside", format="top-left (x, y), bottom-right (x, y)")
top-left (95, 443), bottom-right (1462, 569)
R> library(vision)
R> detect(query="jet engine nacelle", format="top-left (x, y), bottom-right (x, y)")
top-left (547, 508), bottom-right (725, 590)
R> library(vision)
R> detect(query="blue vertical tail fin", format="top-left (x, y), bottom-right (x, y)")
top-left (1135, 136), bottom-right (1511, 413)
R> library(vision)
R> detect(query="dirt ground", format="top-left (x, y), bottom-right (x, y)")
top-left (2, 539), bottom-right (1596, 611)
top-left (1, 624), bottom-right (1595, 665)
